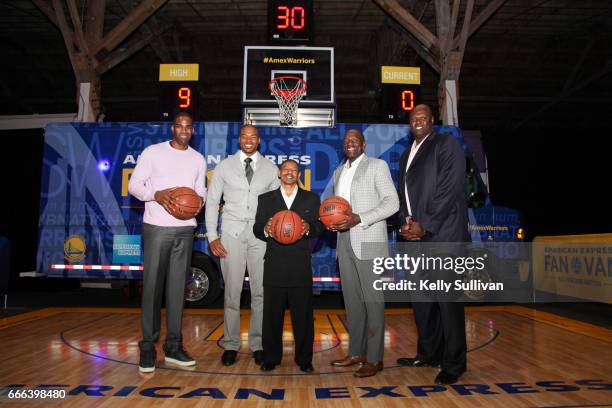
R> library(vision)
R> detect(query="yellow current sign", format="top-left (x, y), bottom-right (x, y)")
top-left (159, 64), bottom-right (199, 81)
top-left (381, 66), bottom-right (421, 84)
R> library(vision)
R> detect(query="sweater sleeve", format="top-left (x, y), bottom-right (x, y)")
top-left (127, 148), bottom-right (156, 202)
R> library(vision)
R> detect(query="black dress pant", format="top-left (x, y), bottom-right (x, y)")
top-left (412, 301), bottom-right (467, 375)
top-left (140, 223), bottom-right (193, 349)
top-left (262, 285), bottom-right (314, 366)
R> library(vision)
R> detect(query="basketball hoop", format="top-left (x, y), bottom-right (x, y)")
top-left (269, 76), bottom-right (307, 127)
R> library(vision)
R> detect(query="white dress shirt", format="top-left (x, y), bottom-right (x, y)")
top-left (240, 150), bottom-right (258, 171)
top-left (281, 186), bottom-right (298, 209)
top-left (337, 153), bottom-right (365, 204)
top-left (404, 133), bottom-right (431, 217)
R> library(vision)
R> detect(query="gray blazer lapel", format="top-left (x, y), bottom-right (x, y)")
top-left (250, 151), bottom-right (264, 185)
top-left (350, 155), bottom-right (369, 200)
top-left (353, 155), bottom-right (369, 180)
top-left (231, 151), bottom-right (243, 177)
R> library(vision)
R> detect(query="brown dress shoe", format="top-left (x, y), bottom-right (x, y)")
top-left (354, 362), bottom-right (383, 378)
top-left (330, 355), bottom-right (367, 367)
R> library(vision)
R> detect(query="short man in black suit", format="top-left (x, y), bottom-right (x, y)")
top-left (253, 159), bottom-right (324, 372)
top-left (396, 104), bottom-right (470, 385)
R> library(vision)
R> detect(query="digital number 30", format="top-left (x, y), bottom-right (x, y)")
top-left (276, 6), bottom-right (305, 30)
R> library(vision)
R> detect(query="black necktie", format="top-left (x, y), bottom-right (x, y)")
top-left (245, 157), bottom-right (253, 184)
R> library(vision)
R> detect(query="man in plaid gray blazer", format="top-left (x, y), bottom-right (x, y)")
top-left (328, 129), bottom-right (399, 377)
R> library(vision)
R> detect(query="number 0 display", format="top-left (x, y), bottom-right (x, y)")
top-left (401, 90), bottom-right (415, 111)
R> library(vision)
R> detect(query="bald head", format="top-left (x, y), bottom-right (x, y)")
top-left (343, 129), bottom-right (366, 163)
top-left (345, 129), bottom-right (365, 142)
top-left (409, 103), bottom-right (435, 143)
top-left (409, 104), bottom-right (433, 120)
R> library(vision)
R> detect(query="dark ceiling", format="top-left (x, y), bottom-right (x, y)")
top-left (1, 0), bottom-right (611, 133)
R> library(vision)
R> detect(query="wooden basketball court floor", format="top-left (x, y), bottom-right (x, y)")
top-left (0, 305), bottom-right (610, 407)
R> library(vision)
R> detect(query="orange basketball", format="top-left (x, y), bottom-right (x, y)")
top-left (319, 196), bottom-right (351, 228)
top-left (270, 210), bottom-right (303, 245)
top-left (170, 187), bottom-right (201, 220)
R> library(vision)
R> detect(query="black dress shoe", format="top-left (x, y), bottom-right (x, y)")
top-left (253, 350), bottom-right (264, 365)
top-left (299, 363), bottom-right (314, 373)
top-left (221, 350), bottom-right (237, 366)
top-left (260, 362), bottom-right (276, 371)
top-left (397, 357), bottom-right (439, 367)
top-left (435, 371), bottom-right (461, 385)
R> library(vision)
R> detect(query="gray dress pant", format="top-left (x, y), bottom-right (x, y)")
top-left (140, 223), bottom-right (193, 349)
top-left (337, 231), bottom-right (385, 363)
top-left (220, 223), bottom-right (265, 351)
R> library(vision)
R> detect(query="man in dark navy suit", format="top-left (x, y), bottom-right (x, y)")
top-left (396, 104), bottom-right (470, 385)
top-left (253, 159), bottom-right (324, 372)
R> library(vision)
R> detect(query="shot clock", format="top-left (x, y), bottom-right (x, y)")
top-left (159, 64), bottom-right (200, 120)
top-left (268, 0), bottom-right (313, 43)
top-left (380, 84), bottom-right (422, 123)
top-left (379, 66), bottom-right (422, 123)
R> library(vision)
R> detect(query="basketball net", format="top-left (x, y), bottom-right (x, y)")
top-left (269, 76), bottom-right (307, 127)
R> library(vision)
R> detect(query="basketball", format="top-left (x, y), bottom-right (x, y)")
top-left (169, 187), bottom-right (201, 220)
top-left (269, 210), bottom-right (303, 245)
top-left (319, 196), bottom-right (351, 228)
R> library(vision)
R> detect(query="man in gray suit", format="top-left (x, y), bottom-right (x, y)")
top-left (205, 125), bottom-right (280, 366)
top-left (328, 129), bottom-right (399, 377)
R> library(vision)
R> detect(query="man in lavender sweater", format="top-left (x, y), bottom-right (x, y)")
top-left (128, 111), bottom-right (207, 373)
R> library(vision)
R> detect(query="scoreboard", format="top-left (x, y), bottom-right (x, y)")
top-left (159, 64), bottom-right (199, 120)
top-left (379, 66), bottom-right (421, 123)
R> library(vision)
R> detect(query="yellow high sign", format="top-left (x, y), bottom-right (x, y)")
top-left (159, 64), bottom-right (199, 81)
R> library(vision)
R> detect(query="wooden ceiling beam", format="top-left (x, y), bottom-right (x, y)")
top-left (457, 0), bottom-right (474, 53)
top-left (373, 0), bottom-right (439, 52)
top-left (32, 0), bottom-right (60, 27)
top-left (147, 15), bottom-right (173, 62)
top-left (97, 23), bottom-right (172, 74)
top-left (448, 0), bottom-right (460, 49)
top-left (66, 0), bottom-right (93, 63)
top-left (51, 0), bottom-right (77, 75)
top-left (403, 31), bottom-right (441, 73)
top-left (33, 0), bottom-right (78, 47)
top-left (94, 0), bottom-right (169, 59)
top-left (373, 0), bottom-right (440, 73)
top-left (85, 0), bottom-right (106, 48)
top-left (115, 0), bottom-right (173, 63)
top-left (452, 0), bottom-right (507, 49)
top-left (434, 0), bottom-right (451, 54)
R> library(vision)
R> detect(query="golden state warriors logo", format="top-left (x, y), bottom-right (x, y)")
top-left (64, 236), bottom-right (86, 262)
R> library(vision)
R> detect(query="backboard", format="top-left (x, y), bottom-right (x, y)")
top-left (242, 46), bottom-right (334, 105)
